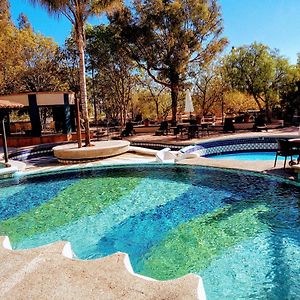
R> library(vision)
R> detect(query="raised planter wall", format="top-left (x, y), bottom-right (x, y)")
top-left (133, 125), bottom-right (160, 133)
top-left (0, 132), bottom-right (93, 148)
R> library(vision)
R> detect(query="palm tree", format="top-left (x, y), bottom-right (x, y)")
top-left (29, 0), bottom-right (121, 147)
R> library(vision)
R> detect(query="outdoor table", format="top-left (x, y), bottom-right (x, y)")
top-left (172, 123), bottom-right (211, 139)
top-left (288, 138), bottom-right (300, 165)
top-left (199, 123), bottom-right (211, 136)
top-left (175, 123), bottom-right (188, 137)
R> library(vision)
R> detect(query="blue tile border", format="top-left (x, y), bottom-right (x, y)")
top-left (7, 135), bottom-right (298, 161)
top-left (184, 137), bottom-right (281, 157)
top-left (130, 142), bottom-right (188, 151)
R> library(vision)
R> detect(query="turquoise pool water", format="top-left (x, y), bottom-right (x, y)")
top-left (1, 165), bottom-right (300, 299)
top-left (0, 163), bottom-right (5, 169)
top-left (208, 151), bottom-right (283, 161)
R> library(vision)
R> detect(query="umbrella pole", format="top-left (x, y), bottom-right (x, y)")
top-left (1, 117), bottom-right (8, 163)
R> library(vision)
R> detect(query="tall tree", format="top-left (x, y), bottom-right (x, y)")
top-left (18, 27), bottom-right (62, 91)
top-left (29, 0), bottom-right (121, 146)
top-left (110, 0), bottom-right (227, 124)
top-left (193, 63), bottom-right (227, 117)
top-left (0, 13), bottom-right (64, 94)
top-left (279, 60), bottom-right (300, 123)
top-left (58, 37), bottom-right (80, 98)
top-left (0, 0), bottom-right (10, 23)
top-left (222, 43), bottom-right (292, 121)
top-left (86, 25), bottom-right (137, 126)
top-left (139, 75), bottom-right (168, 120)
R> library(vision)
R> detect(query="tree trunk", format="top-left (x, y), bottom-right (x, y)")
top-left (92, 65), bottom-right (97, 124)
top-left (265, 97), bottom-right (271, 123)
top-left (253, 95), bottom-right (263, 111)
top-left (77, 29), bottom-right (91, 146)
top-left (170, 73), bottom-right (179, 126)
top-left (155, 99), bottom-right (159, 120)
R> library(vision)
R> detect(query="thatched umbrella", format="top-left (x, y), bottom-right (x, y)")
top-left (0, 100), bottom-right (24, 163)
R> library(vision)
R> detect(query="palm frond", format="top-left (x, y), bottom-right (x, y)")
top-left (27, 0), bottom-right (69, 16)
top-left (90, 0), bottom-right (123, 16)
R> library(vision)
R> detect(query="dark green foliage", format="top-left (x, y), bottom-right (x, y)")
top-left (110, 0), bottom-right (227, 123)
top-left (222, 43), bottom-right (293, 121)
top-left (85, 25), bottom-right (137, 125)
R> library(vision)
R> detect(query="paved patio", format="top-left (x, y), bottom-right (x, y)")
top-left (2, 126), bottom-right (298, 179)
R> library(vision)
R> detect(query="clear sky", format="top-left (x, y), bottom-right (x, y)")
top-left (9, 0), bottom-right (300, 64)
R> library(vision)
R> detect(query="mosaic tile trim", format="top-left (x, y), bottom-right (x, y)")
top-left (7, 136), bottom-right (295, 161)
top-left (8, 143), bottom-right (68, 161)
top-left (189, 137), bottom-right (280, 157)
top-left (9, 149), bottom-right (54, 161)
top-left (130, 142), bottom-right (186, 151)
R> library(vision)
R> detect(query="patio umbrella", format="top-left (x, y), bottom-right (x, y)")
top-left (0, 100), bottom-right (24, 163)
top-left (184, 89), bottom-right (194, 118)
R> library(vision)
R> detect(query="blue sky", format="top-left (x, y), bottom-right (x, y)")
top-left (9, 0), bottom-right (300, 64)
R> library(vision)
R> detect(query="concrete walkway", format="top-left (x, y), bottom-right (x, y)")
top-left (2, 126), bottom-right (297, 179)
top-left (0, 237), bottom-right (203, 300)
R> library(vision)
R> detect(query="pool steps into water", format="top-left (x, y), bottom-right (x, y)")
top-left (1, 236), bottom-right (206, 299)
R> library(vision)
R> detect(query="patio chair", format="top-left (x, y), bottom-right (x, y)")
top-left (223, 118), bottom-right (235, 133)
top-left (274, 139), bottom-right (298, 169)
top-left (253, 114), bottom-right (268, 132)
top-left (172, 124), bottom-right (186, 138)
top-left (187, 124), bottom-right (199, 139)
top-left (121, 121), bottom-right (135, 137)
top-left (155, 121), bottom-right (169, 136)
top-left (199, 123), bottom-right (210, 136)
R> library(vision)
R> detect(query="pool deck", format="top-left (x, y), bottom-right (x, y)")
top-left (2, 126), bottom-right (298, 179)
top-left (0, 237), bottom-right (202, 300)
top-left (0, 126), bottom-right (300, 299)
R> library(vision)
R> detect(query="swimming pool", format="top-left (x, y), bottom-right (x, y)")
top-left (1, 165), bottom-right (300, 299)
top-left (207, 151), bottom-right (283, 161)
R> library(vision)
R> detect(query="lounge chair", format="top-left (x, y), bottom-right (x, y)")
top-left (156, 148), bottom-right (176, 163)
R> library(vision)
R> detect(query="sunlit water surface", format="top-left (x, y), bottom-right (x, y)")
top-left (0, 165), bottom-right (300, 299)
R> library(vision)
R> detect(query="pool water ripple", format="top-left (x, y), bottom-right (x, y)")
top-left (0, 179), bottom-right (78, 220)
top-left (10, 176), bottom-right (191, 253)
top-left (95, 185), bottom-right (231, 264)
top-left (0, 165), bottom-right (300, 299)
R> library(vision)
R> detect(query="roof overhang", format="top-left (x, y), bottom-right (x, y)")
top-left (0, 92), bottom-right (75, 107)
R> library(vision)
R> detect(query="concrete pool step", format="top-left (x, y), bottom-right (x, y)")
top-left (0, 236), bottom-right (205, 300)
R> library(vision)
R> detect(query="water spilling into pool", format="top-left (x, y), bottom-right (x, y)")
top-left (0, 165), bottom-right (300, 299)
